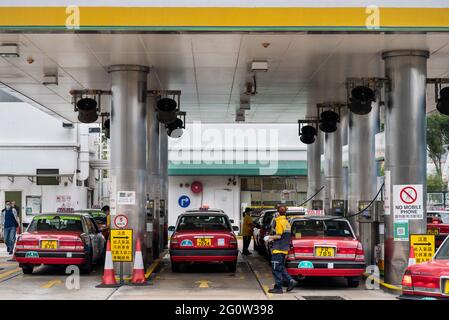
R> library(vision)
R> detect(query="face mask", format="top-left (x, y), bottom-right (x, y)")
top-left (6, 205), bottom-right (11, 210)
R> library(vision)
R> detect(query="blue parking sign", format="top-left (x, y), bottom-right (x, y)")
top-left (178, 195), bottom-right (191, 208)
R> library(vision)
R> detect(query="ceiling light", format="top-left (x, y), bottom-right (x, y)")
top-left (76, 97), bottom-right (98, 123)
top-left (42, 74), bottom-right (58, 86)
top-left (437, 87), bottom-right (449, 115)
top-left (319, 110), bottom-right (339, 133)
top-left (349, 86), bottom-right (375, 115)
top-left (299, 125), bottom-right (317, 144)
top-left (156, 97), bottom-right (178, 124)
top-left (251, 60), bottom-right (268, 72)
top-left (166, 118), bottom-right (184, 138)
top-left (0, 44), bottom-right (19, 58)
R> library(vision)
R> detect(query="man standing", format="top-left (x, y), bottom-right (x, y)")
top-left (1, 201), bottom-right (19, 255)
top-left (241, 208), bottom-right (254, 255)
top-left (265, 205), bottom-right (297, 294)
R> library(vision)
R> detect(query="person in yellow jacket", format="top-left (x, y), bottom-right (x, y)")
top-left (241, 208), bottom-right (254, 255)
top-left (265, 205), bottom-right (297, 294)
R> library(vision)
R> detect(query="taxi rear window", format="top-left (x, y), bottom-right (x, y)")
top-left (177, 215), bottom-right (231, 231)
top-left (291, 219), bottom-right (354, 238)
top-left (435, 239), bottom-right (449, 260)
top-left (28, 215), bottom-right (83, 232)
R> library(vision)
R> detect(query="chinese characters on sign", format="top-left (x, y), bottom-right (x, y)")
top-left (393, 185), bottom-right (424, 220)
top-left (410, 234), bottom-right (435, 264)
top-left (110, 229), bottom-right (133, 262)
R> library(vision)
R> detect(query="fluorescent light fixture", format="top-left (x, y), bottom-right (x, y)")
top-left (251, 60), bottom-right (268, 72)
top-left (42, 74), bottom-right (58, 86)
top-left (0, 44), bottom-right (19, 58)
top-left (239, 103), bottom-right (251, 110)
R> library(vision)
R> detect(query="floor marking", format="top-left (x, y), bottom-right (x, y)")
top-left (0, 267), bottom-right (21, 280)
top-left (41, 279), bottom-right (62, 289)
top-left (262, 285), bottom-right (274, 298)
top-left (243, 255), bottom-right (272, 300)
top-left (196, 280), bottom-right (211, 288)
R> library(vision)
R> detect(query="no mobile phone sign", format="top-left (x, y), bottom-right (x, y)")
top-left (393, 184), bottom-right (423, 220)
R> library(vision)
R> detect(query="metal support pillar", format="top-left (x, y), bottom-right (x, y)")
top-left (348, 100), bottom-right (379, 265)
top-left (159, 123), bottom-right (169, 252)
top-left (307, 130), bottom-right (322, 209)
top-left (147, 95), bottom-right (160, 260)
top-left (108, 65), bottom-right (149, 276)
top-left (324, 121), bottom-right (344, 213)
top-left (382, 50), bottom-right (428, 285)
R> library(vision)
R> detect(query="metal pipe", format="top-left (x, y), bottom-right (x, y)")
top-left (348, 100), bottom-right (379, 264)
top-left (324, 124), bottom-right (344, 211)
top-left (147, 95), bottom-right (160, 259)
top-left (159, 123), bottom-right (169, 251)
top-left (307, 130), bottom-right (322, 209)
top-left (382, 50), bottom-right (428, 285)
top-left (108, 65), bottom-right (149, 276)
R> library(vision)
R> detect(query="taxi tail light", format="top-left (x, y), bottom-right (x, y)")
top-left (15, 236), bottom-right (24, 250)
top-left (337, 247), bottom-right (356, 255)
top-left (60, 240), bottom-right (79, 250)
top-left (170, 235), bottom-right (179, 249)
top-left (74, 238), bottom-right (85, 252)
top-left (19, 239), bottom-right (39, 249)
top-left (294, 246), bottom-right (313, 257)
top-left (401, 270), bottom-right (413, 289)
top-left (413, 275), bottom-right (440, 289)
top-left (355, 243), bottom-right (365, 261)
top-left (287, 245), bottom-right (295, 260)
top-left (229, 237), bottom-right (238, 249)
top-left (440, 226), bottom-right (449, 234)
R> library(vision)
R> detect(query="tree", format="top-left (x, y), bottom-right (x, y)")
top-left (427, 114), bottom-right (449, 179)
top-left (427, 174), bottom-right (447, 192)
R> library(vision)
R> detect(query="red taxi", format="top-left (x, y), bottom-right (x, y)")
top-left (427, 211), bottom-right (449, 247)
top-left (169, 210), bottom-right (239, 272)
top-left (14, 213), bottom-right (106, 275)
top-left (400, 236), bottom-right (449, 300)
top-left (285, 216), bottom-right (366, 287)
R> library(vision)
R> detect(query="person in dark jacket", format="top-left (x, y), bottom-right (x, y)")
top-left (264, 205), bottom-right (297, 294)
top-left (1, 201), bottom-right (19, 255)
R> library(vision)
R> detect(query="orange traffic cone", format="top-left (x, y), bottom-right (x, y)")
top-left (408, 245), bottom-right (416, 266)
top-left (96, 240), bottom-right (121, 288)
top-left (130, 238), bottom-right (150, 286)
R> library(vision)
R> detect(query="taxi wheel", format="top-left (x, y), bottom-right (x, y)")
top-left (347, 277), bottom-right (360, 288)
top-left (22, 265), bottom-right (34, 275)
top-left (226, 262), bottom-right (237, 272)
top-left (171, 262), bottom-right (180, 272)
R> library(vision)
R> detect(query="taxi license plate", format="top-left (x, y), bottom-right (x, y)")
top-left (315, 247), bottom-right (335, 257)
top-left (196, 238), bottom-right (212, 247)
top-left (427, 229), bottom-right (439, 235)
top-left (41, 240), bottom-right (58, 249)
top-left (444, 280), bottom-right (449, 295)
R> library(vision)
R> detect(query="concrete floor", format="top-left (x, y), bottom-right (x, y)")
top-left (0, 242), bottom-right (397, 300)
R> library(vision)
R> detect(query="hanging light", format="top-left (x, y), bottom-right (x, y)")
top-left (166, 118), bottom-right (184, 138)
top-left (103, 118), bottom-right (110, 139)
top-left (437, 87), bottom-right (449, 115)
top-left (156, 97), bottom-right (178, 124)
top-left (349, 86), bottom-right (375, 115)
top-left (319, 110), bottom-right (339, 133)
top-left (76, 97), bottom-right (98, 123)
top-left (299, 125), bottom-right (317, 144)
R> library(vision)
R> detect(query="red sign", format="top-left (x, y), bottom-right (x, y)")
top-left (400, 186), bottom-right (418, 205)
top-left (114, 215), bottom-right (128, 229)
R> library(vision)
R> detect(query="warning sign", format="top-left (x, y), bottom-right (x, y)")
top-left (393, 184), bottom-right (423, 220)
top-left (110, 229), bottom-right (133, 262)
top-left (410, 234), bottom-right (435, 264)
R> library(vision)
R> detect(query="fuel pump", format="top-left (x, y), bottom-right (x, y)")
top-left (357, 200), bottom-right (383, 265)
top-left (145, 196), bottom-right (155, 260)
top-left (330, 199), bottom-right (347, 216)
top-left (312, 199), bottom-right (323, 210)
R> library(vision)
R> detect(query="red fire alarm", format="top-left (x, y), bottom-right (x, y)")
top-left (191, 181), bottom-right (203, 193)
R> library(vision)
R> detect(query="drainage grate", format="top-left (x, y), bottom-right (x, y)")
top-left (302, 296), bottom-right (345, 300)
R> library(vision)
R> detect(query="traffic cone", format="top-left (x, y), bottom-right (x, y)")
top-left (130, 238), bottom-right (150, 286)
top-left (408, 246), bottom-right (416, 266)
top-left (96, 240), bottom-right (121, 288)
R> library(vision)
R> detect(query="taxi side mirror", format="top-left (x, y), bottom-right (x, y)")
top-left (168, 226), bottom-right (176, 232)
top-left (232, 226), bottom-right (239, 232)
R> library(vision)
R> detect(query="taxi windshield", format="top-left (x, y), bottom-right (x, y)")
top-left (177, 215), bottom-right (231, 231)
top-left (291, 219), bottom-right (354, 238)
top-left (28, 215), bottom-right (83, 232)
top-left (435, 239), bottom-right (449, 260)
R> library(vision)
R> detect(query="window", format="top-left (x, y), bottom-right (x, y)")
top-left (291, 219), bottom-right (354, 238)
top-left (36, 169), bottom-right (59, 186)
top-left (435, 239), bottom-right (449, 260)
top-left (176, 215), bottom-right (231, 231)
top-left (28, 215), bottom-right (83, 232)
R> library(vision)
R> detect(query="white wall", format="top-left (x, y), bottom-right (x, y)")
top-left (0, 102), bottom-right (92, 225)
top-left (168, 176), bottom-right (241, 227)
